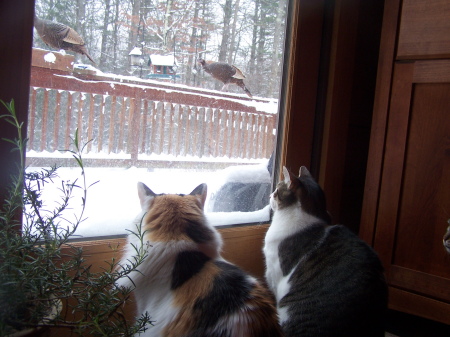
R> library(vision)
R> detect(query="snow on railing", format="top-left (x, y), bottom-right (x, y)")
top-left (27, 48), bottom-right (277, 168)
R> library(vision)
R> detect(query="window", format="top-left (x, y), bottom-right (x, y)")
top-left (24, 0), bottom-right (294, 239)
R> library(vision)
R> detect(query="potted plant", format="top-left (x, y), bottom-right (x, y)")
top-left (0, 100), bottom-right (152, 336)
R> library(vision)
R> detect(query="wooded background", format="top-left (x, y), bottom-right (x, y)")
top-left (34, 0), bottom-right (288, 98)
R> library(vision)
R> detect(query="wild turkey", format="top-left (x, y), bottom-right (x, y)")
top-left (34, 15), bottom-right (96, 65)
top-left (197, 58), bottom-right (252, 97)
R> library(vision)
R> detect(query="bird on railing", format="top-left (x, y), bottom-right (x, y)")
top-left (197, 58), bottom-right (252, 98)
top-left (34, 15), bottom-right (96, 65)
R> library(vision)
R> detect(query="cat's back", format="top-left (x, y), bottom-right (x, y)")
top-left (279, 224), bottom-right (387, 337)
top-left (166, 256), bottom-right (283, 337)
top-left (121, 183), bottom-right (283, 337)
top-left (279, 224), bottom-right (384, 275)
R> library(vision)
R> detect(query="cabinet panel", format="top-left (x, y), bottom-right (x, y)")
top-left (373, 61), bottom-right (450, 322)
top-left (390, 266), bottom-right (450, 302)
top-left (389, 287), bottom-right (450, 323)
top-left (393, 83), bottom-right (450, 279)
top-left (363, 0), bottom-right (450, 324)
top-left (398, 0), bottom-right (450, 59)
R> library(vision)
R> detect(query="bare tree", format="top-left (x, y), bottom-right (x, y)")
top-left (268, 0), bottom-right (286, 96)
top-left (248, 0), bottom-right (260, 92)
top-left (218, 0), bottom-right (232, 63)
top-left (227, 0), bottom-right (240, 65)
top-left (74, 0), bottom-right (87, 64)
top-left (128, 0), bottom-right (141, 53)
top-left (99, 0), bottom-right (111, 67)
top-left (185, 0), bottom-right (201, 86)
top-left (112, 0), bottom-right (121, 73)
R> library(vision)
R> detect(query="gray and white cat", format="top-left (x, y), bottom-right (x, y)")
top-left (264, 166), bottom-right (387, 337)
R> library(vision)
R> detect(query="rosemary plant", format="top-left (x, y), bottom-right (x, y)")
top-left (0, 100), bottom-right (152, 336)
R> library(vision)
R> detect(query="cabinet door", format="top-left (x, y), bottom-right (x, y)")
top-left (373, 60), bottom-right (450, 323)
top-left (397, 0), bottom-right (450, 60)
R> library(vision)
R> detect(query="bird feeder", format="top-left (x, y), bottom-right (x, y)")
top-left (129, 47), bottom-right (144, 67)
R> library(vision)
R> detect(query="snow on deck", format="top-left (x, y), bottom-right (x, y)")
top-left (25, 161), bottom-right (271, 239)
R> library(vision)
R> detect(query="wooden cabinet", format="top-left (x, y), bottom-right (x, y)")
top-left (397, 0), bottom-right (450, 60)
top-left (361, 0), bottom-right (450, 324)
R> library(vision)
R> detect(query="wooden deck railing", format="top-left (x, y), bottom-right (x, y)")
top-left (27, 49), bottom-right (277, 169)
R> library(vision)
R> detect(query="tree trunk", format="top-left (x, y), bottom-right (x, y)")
top-left (218, 0), bottom-right (233, 63)
top-left (248, 0), bottom-right (260, 92)
top-left (256, 1), bottom-right (267, 95)
top-left (128, 0), bottom-right (141, 53)
top-left (75, 0), bottom-right (86, 63)
top-left (196, 0), bottom-right (209, 87)
top-left (99, 0), bottom-right (111, 68)
top-left (163, 0), bottom-right (173, 51)
top-left (268, 0), bottom-right (286, 97)
top-left (112, 0), bottom-right (120, 73)
top-left (227, 0), bottom-right (240, 65)
top-left (185, 0), bottom-right (201, 86)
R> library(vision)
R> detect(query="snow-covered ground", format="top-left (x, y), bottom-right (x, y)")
top-left (25, 161), bottom-right (272, 239)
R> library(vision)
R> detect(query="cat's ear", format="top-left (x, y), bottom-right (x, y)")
top-left (190, 183), bottom-right (207, 208)
top-left (137, 182), bottom-right (156, 209)
top-left (299, 166), bottom-right (312, 178)
top-left (282, 166), bottom-right (291, 185)
top-left (283, 166), bottom-right (299, 190)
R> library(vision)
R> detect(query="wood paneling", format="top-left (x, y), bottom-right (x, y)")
top-left (319, 0), bottom-right (384, 233)
top-left (392, 83), bottom-right (450, 278)
top-left (373, 62), bottom-right (415, 273)
top-left (389, 287), bottom-right (450, 324)
top-left (279, 0), bottom-right (324, 176)
top-left (365, 60), bottom-right (450, 322)
top-left (320, 0), bottom-right (359, 226)
top-left (361, 0), bottom-right (450, 324)
top-left (398, 0), bottom-right (450, 60)
top-left (413, 59), bottom-right (450, 82)
top-left (390, 267), bottom-right (450, 302)
top-left (219, 224), bottom-right (269, 278)
top-left (72, 224), bottom-right (269, 280)
top-left (360, 0), bottom-right (402, 245)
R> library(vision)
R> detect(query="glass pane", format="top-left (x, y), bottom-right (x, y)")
top-left (28, 0), bottom-right (290, 238)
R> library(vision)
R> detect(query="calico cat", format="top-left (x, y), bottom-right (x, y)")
top-left (118, 182), bottom-right (283, 337)
top-left (264, 166), bottom-right (387, 337)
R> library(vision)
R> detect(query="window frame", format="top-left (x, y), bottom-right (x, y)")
top-left (0, 0), bottom-right (326, 278)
